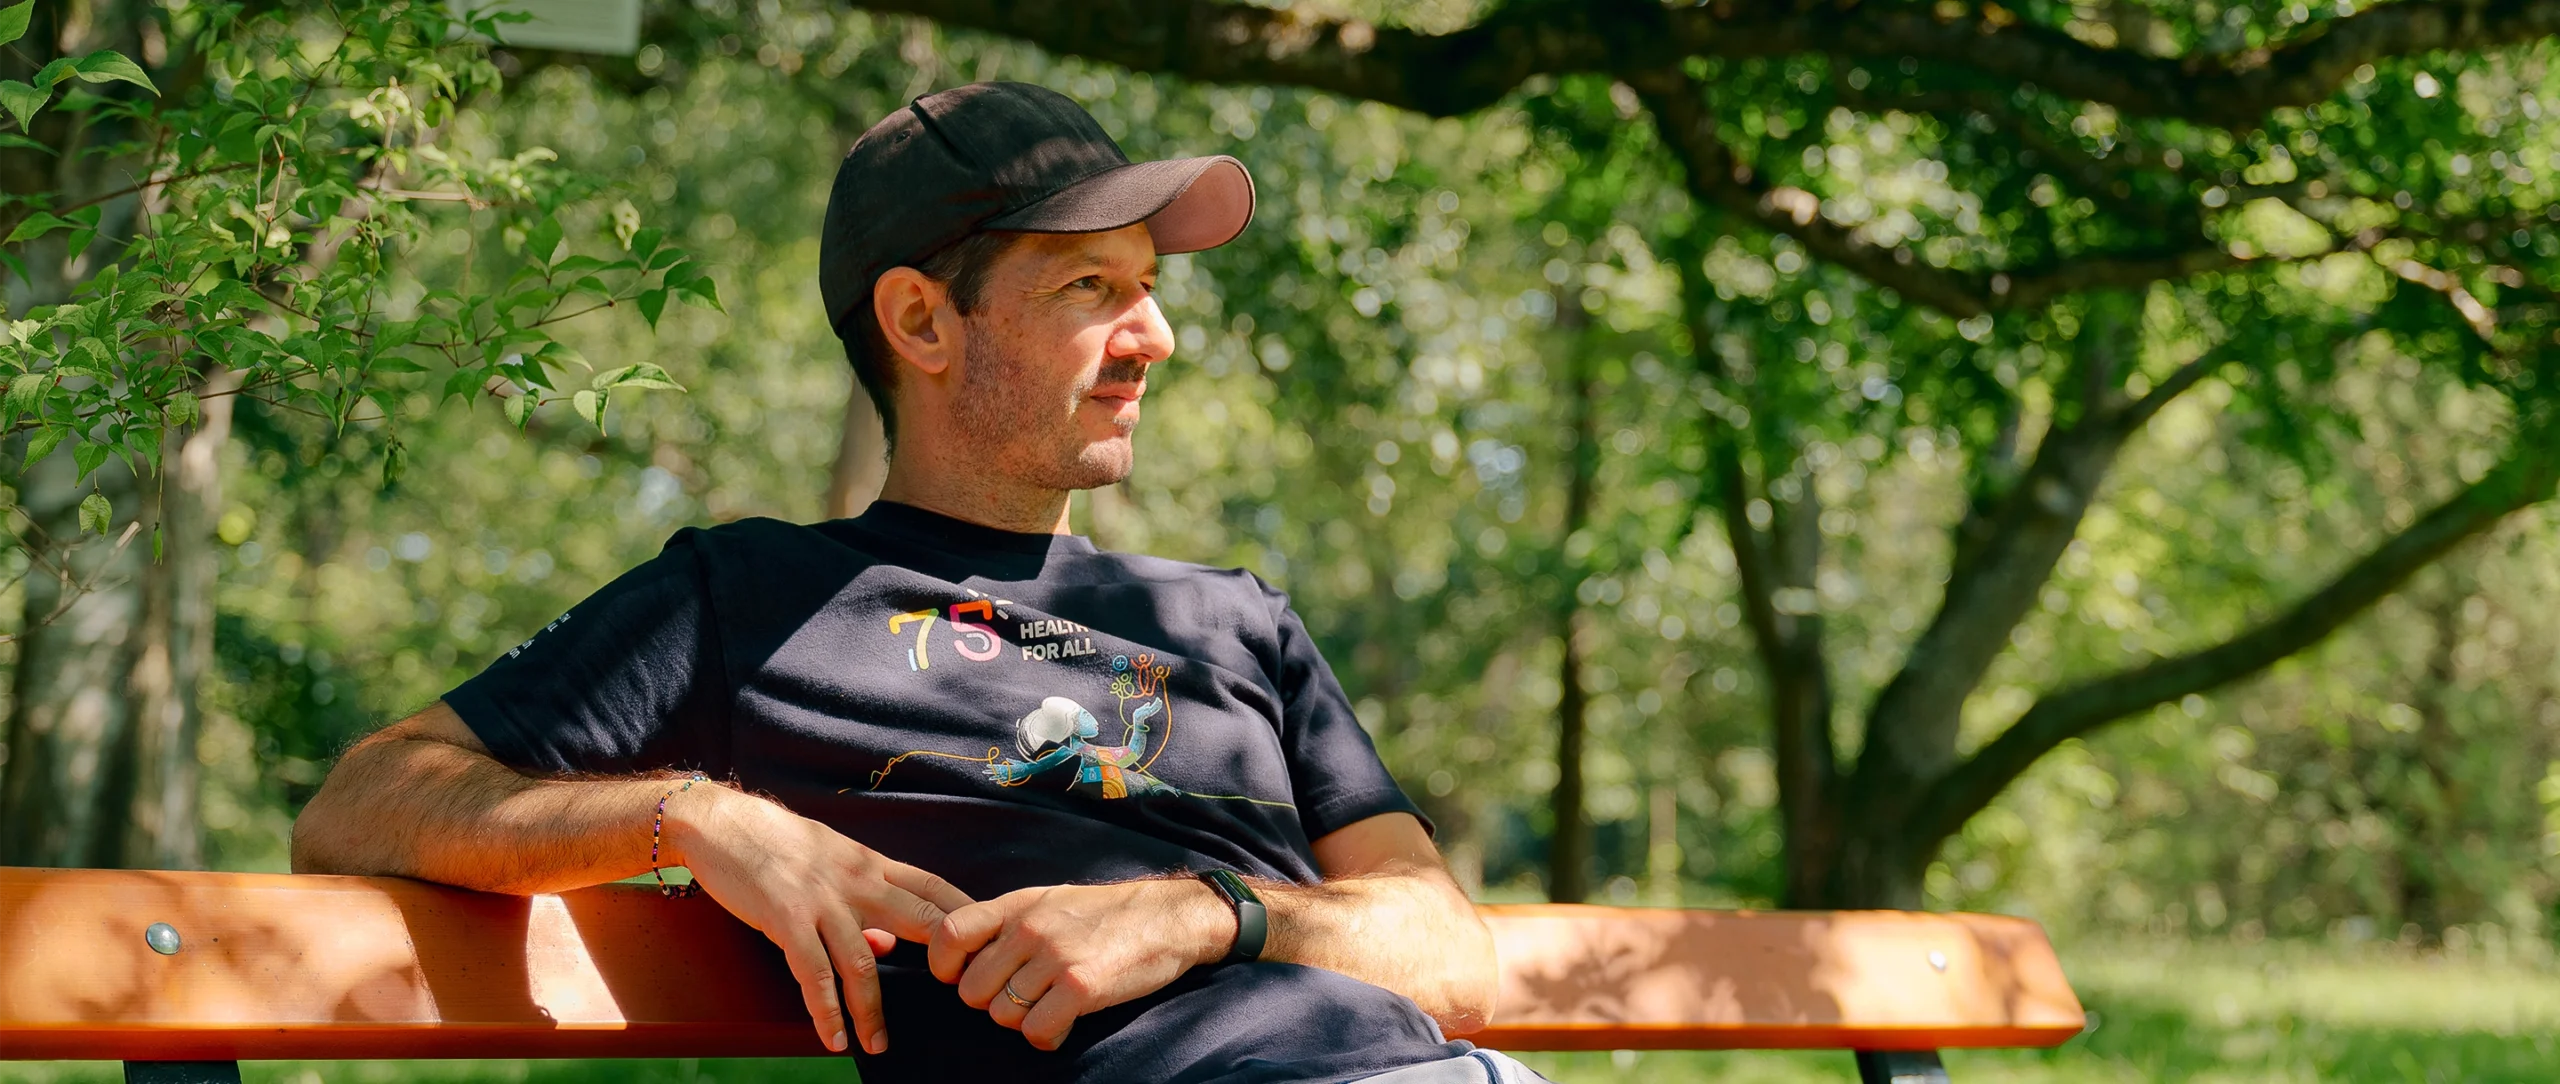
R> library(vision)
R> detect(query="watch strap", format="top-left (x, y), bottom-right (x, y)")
top-left (1197, 868), bottom-right (1267, 963)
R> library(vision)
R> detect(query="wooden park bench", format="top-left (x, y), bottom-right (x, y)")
top-left (0, 866), bottom-right (2085, 1084)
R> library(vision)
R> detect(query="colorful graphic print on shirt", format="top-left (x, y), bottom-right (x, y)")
top-left (864, 590), bottom-right (1288, 809)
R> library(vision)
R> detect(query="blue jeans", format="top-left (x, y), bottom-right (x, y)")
top-left (1349, 1049), bottom-right (1554, 1083)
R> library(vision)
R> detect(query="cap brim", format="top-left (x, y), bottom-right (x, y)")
top-left (982, 155), bottom-right (1255, 255)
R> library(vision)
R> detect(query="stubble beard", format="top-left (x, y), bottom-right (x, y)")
top-left (954, 329), bottom-right (1140, 493)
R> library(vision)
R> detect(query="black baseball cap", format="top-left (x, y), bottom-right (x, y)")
top-left (820, 82), bottom-right (1256, 344)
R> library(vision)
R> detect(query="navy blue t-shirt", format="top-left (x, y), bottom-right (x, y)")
top-left (443, 501), bottom-right (1464, 1084)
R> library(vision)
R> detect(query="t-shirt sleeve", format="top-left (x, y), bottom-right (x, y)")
top-left (1263, 582), bottom-right (1430, 841)
top-left (441, 529), bottom-right (727, 776)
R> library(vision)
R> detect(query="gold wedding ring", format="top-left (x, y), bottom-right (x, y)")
top-left (1002, 981), bottom-right (1036, 1008)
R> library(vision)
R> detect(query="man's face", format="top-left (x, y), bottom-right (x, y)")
top-left (946, 225), bottom-right (1173, 492)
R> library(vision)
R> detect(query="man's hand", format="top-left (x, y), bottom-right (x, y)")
top-left (666, 785), bottom-right (974, 1057)
top-left (926, 879), bottom-right (1233, 1050)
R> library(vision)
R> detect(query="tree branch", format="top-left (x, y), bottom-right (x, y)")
top-left (1633, 70), bottom-right (2000, 316)
top-left (839, 0), bottom-right (2560, 126)
top-left (1852, 296), bottom-right (2149, 796)
top-left (1634, 71), bottom-right (2257, 318)
top-left (1902, 416), bottom-right (2560, 857)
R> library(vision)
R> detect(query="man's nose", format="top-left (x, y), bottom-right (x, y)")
top-left (1109, 295), bottom-right (1176, 366)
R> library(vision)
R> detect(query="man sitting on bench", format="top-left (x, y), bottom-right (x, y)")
top-left (293, 82), bottom-right (1547, 1084)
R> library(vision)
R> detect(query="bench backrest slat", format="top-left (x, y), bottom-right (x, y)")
top-left (0, 867), bottom-right (2082, 1059)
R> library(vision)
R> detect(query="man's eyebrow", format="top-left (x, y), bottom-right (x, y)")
top-left (1047, 252), bottom-right (1160, 277)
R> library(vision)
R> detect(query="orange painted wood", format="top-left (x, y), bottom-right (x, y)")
top-left (1471, 904), bottom-right (2085, 1051)
top-left (0, 867), bottom-right (2082, 1060)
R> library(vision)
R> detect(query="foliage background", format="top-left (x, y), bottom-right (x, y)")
top-left (8, 0), bottom-right (2560, 1078)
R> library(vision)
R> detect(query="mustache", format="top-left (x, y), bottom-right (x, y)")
top-left (1083, 361), bottom-right (1150, 393)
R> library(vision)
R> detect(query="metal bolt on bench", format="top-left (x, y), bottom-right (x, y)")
top-left (0, 868), bottom-right (2084, 1082)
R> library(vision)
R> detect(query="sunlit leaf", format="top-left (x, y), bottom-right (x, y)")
top-left (589, 362), bottom-right (683, 392)
top-left (0, 2), bottom-right (34, 48)
top-left (3, 369), bottom-right (46, 422)
top-left (71, 51), bottom-right (156, 94)
top-left (572, 388), bottom-right (606, 432)
top-left (76, 490), bottom-right (108, 534)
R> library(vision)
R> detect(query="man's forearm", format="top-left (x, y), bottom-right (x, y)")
top-left (292, 706), bottom-right (689, 895)
top-left (1253, 868), bottom-right (1499, 1034)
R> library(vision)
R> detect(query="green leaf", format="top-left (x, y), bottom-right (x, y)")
top-left (163, 391), bottom-right (198, 428)
top-left (637, 287), bottom-right (667, 329)
top-left (381, 439), bottom-right (406, 489)
top-left (32, 59), bottom-right (72, 90)
top-left (150, 524), bottom-right (161, 562)
top-left (526, 217), bottom-right (563, 265)
top-left (630, 226), bottom-right (663, 256)
top-left (674, 275), bottom-right (723, 313)
top-left (442, 367), bottom-right (484, 404)
top-left (374, 319), bottom-right (419, 351)
top-left (22, 423), bottom-right (62, 467)
top-left (0, 132), bottom-right (51, 154)
top-left (76, 490), bottom-right (107, 534)
top-left (0, 2), bottom-right (33, 48)
top-left (4, 369), bottom-right (46, 422)
top-left (0, 80), bottom-right (42, 132)
top-left (7, 210), bottom-right (71, 243)
top-left (590, 362), bottom-right (685, 392)
top-left (71, 51), bottom-right (155, 93)
top-left (504, 391), bottom-right (536, 430)
top-left (368, 355), bottom-right (429, 374)
top-left (71, 439), bottom-right (105, 480)
top-left (572, 389), bottom-right (607, 432)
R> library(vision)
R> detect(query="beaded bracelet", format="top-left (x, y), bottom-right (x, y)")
top-left (651, 772), bottom-right (711, 897)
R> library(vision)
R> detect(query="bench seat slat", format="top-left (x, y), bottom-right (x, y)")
top-left (1478, 904), bottom-right (2083, 1051)
top-left (0, 868), bottom-right (2082, 1060)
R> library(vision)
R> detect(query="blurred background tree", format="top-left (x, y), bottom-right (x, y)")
top-left (0, 0), bottom-right (700, 869)
top-left (6, 0), bottom-right (2558, 981)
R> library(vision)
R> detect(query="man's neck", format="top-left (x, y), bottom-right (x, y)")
top-left (875, 448), bottom-right (1075, 535)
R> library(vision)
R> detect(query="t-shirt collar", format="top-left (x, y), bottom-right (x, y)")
top-left (850, 500), bottom-right (1099, 557)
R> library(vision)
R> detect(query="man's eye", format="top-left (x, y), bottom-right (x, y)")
top-left (1071, 276), bottom-right (1104, 290)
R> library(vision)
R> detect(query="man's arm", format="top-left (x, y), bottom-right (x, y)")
top-left (294, 702), bottom-right (973, 1056)
top-left (926, 812), bottom-right (1498, 1049)
top-left (1263, 812), bottom-right (1500, 1033)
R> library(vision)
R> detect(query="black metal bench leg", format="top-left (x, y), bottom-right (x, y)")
top-left (1855, 1050), bottom-right (1950, 1084)
top-left (124, 1063), bottom-right (242, 1084)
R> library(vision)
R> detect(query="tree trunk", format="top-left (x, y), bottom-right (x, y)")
top-left (824, 381), bottom-right (889, 519)
top-left (1549, 608), bottom-right (1592, 902)
top-left (0, 6), bottom-right (212, 866)
top-left (1546, 316), bottom-right (1599, 904)
top-left (0, 369), bottom-right (234, 868)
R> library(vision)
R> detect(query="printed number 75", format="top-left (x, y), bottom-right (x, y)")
top-left (891, 602), bottom-right (1002, 671)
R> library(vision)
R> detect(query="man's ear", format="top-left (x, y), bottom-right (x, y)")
top-left (873, 267), bottom-right (960, 376)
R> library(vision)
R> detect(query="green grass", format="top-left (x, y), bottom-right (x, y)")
top-left (11, 940), bottom-right (2556, 1083)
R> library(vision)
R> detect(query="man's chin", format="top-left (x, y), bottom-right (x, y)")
top-left (1054, 441), bottom-right (1135, 491)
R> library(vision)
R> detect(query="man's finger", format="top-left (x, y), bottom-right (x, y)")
top-left (1020, 990), bottom-right (1080, 1052)
top-left (985, 953), bottom-right (1060, 1031)
top-left (773, 924), bottom-right (848, 1054)
top-left (861, 881), bottom-right (958, 944)
top-left (884, 861), bottom-right (975, 914)
top-left (927, 899), bottom-right (1008, 982)
top-left (819, 906), bottom-right (890, 1056)
top-left (864, 927), bottom-right (897, 956)
top-left (953, 923), bottom-right (1039, 1009)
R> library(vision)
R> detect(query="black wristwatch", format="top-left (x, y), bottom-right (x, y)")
top-left (1196, 868), bottom-right (1268, 963)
